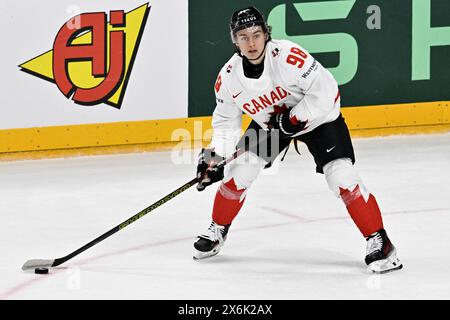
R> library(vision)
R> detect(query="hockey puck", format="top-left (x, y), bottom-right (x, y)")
top-left (34, 268), bottom-right (49, 274)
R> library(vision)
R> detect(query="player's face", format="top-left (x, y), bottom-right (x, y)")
top-left (235, 26), bottom-right (267, 63)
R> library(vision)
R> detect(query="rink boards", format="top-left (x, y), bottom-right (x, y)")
top-left (0, 0), bottom-right (449, 158)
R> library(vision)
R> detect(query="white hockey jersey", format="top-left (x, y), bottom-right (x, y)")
top-left (210, 39), bottom-right (341, 157)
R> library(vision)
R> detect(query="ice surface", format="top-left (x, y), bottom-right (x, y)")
top-left (0, 133), bottom-right (449, 299)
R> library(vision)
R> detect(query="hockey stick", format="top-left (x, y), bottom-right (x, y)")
top-left (22, 131), bottom-right (270, 271)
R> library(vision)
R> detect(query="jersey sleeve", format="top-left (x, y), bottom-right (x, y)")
top-left (209, 72), bottom-right (242, 158)
top-left (278, 42), bottom-right (339, 126)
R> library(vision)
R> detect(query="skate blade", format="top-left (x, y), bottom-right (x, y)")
top-left (193, 248), bottom-right (220, 260)
top-left (368, 249), bottom-right (403, 274)
top-left (370, 264), bottom-right (403, 274)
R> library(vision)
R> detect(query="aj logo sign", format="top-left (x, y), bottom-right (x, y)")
top-left (20, 4), bottom-right (150, 109)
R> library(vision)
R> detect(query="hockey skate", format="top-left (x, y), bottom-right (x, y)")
top-left (365, 229), bottom-right (403, 274)
top-left (193, 221), bottom-right (230, 260)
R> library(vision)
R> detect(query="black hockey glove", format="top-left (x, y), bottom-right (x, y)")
top-left (196, 148), bottom-right (225, 191)
top-left (267, 109), bottom-right (308, 137)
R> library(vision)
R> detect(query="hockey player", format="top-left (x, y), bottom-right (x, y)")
top-left (194, 7), bottom-right (402, 273)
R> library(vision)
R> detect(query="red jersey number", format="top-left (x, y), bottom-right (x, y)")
top-left (286, 47), bottom-right (308, 69)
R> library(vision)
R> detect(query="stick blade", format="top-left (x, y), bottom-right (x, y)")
top-left (22, 259), bottom-right (55, 271)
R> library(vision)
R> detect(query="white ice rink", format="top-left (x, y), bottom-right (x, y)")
top-left (0, 133), bottom-right (449, 300)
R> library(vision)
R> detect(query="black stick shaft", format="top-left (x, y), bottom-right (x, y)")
top-left (53, 177), bottom-right (198, 267)
top-left (45, 131), bottom-right (271, 267)
top-left (49, 130), bottom-right (271, 268)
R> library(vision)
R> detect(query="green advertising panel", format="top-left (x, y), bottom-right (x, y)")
top-left (188, 0), bottom-right (450, 117)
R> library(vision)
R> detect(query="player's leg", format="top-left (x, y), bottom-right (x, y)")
top-left (323, 158), bottom-right (402, 273)
top-left (193, 152), bottom-right (265, 260)
top-left (299, 114), bottom-right (402, 273)
top-left (194, 122), bottom-right (291, 259)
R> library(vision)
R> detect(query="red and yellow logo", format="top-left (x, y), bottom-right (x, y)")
top-left (20, 3), bottom-right (150, 109)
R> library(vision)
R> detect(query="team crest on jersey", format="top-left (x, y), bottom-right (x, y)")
top-left (272, 48), bottom-right (280, 57)
top-left (19, 4), bottom-right (150, 109)
top-left (226, 65), bottom-right (233, 73)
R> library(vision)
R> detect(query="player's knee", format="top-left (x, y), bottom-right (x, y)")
top-left (223, 170), bottom-right (257, 190)
top-left (218, 178), bottom-right (247, 201)
top-left (323, 158), bottom-right (367, 198)
top-left (224, 152), bottom-right (264, 189)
